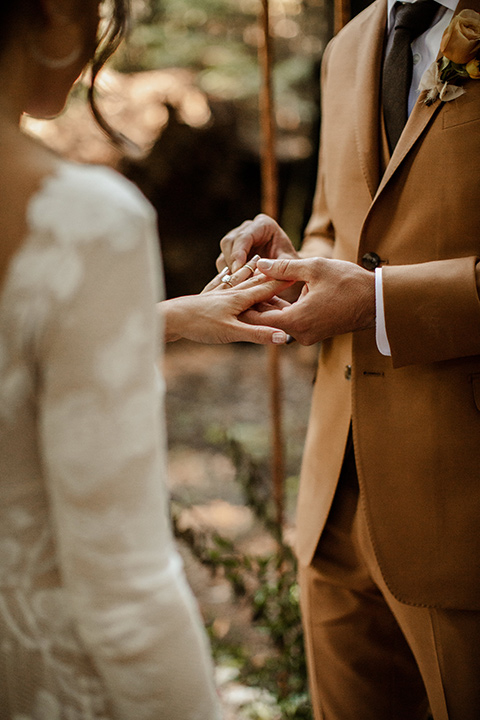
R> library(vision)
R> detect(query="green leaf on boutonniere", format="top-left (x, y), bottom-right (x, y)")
top-left (438, 57), bottom-right (470, 83)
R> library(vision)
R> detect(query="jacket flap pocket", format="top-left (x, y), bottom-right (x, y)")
top-left (443, 90), bottom-right (480, 129)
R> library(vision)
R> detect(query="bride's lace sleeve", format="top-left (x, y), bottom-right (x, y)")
top-left (33, 167), bottom-right (221, 720)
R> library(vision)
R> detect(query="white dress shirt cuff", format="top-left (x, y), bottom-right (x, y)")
top-left (375, 267), bottom-right (392, 356)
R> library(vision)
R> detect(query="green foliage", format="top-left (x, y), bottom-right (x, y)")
top-left (172, 434), bottom-right (313, 720)
top-left (114, 0), bottom-right (329, 128)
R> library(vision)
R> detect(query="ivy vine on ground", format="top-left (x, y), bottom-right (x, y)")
top-left (172, 435), bottom-right (313, 720)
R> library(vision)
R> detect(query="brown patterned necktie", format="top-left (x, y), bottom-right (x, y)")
top-left (382, 0), bottom-right (438, 151)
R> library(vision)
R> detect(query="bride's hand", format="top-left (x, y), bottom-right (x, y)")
top-left (160, 270), bottom-right (292, 345)
top-left (201, 255), bottom-right (261, 293)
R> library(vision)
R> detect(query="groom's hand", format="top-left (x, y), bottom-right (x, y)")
top-left (243, 257), bottom-right (376, 345)
top-left (217, 214), bottom-right (298, 273)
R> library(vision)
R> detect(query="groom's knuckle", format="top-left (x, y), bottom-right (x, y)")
top-left (220, 234), bottom-right (233, 251)
top-left (254, 213), bottom-right (269, 223)
top-left (277, 258), bottom-right (290, 273)
top-left (254, 214), bottom-right (275, 234)
top-left (294, 320), bottom-right (314, 345)
top-left (298, 330), bottom-right (314, 346)
top-left (311, 258), bottom-right (324, 277)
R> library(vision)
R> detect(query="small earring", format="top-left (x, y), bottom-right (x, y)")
top-left (30, 44), bottom-right (81, 70)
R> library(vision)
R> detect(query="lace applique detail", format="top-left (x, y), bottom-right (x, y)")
top-left (0, 164), bottom-right (155, 719)
top-left (43, 387), bottom-right (156, 487)
top-left (96, 312), bottom-right (149, 390)
top-left (0, 162), bottom-right (220, 720)
top-left (26, 164), bottom-right (151, 252)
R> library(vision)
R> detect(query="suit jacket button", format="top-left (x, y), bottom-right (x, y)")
top-left (362, 252), bottom-right (381, 271)
top-left (344, 364), bottom-right (352, 380)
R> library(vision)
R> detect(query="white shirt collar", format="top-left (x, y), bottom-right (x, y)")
top-left (387, 0), bottom-right (458, 32)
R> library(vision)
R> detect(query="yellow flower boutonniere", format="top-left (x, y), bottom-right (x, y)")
top-left (420, 9), bottom-right (480, 105)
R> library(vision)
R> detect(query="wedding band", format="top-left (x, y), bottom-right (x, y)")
top-left (222, 278), bottom-right (234, 287)
top-left (243, 263), bottom-right (256, 274)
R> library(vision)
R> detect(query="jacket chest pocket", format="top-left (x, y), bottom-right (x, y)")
top-left (443, 89), bottom-right (480, 129)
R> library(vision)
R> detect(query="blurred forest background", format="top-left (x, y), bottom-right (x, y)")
top-left (25, 0), bottom-right (334, 295)
top-left (23, 0), bottom-right (372, 717)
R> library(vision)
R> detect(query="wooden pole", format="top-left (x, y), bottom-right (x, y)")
top-left (334, 0), bottom-right (351, 34)
top-left (259, 0), bottom-right (278, 221)
top-left (258, 0), bottom-right (284, 532)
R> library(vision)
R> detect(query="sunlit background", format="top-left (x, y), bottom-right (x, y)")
top-left (24, 0), bottom-right (332, 296)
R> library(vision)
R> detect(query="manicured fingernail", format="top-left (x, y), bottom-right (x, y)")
top-left (273, 331), bottom-right (287, 344)
top-left (219, 267), bottom-right (229, 277)
top-left (257, 259), bottom-right (273, 270)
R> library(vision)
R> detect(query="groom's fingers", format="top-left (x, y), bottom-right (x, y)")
top-left (216, 252), bottom-right (227, 273)
top-left (257, 257), bottom-right (316, 283)
top-left (236, 277), bottom-right (293, 308)
top-left (219, 220), bottom-right (256, 272)
top-left (250, 297), bottom-right (290, 312)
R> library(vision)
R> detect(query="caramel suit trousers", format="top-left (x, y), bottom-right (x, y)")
top-left (299, 443), bottom-right (480, 720)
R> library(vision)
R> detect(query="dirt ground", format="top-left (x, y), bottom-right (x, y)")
top-left (163, 340), bottom-right (319, 718)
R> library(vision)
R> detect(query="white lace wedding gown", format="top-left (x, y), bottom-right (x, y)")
top-left (0, 162), bottom-right (221, 720)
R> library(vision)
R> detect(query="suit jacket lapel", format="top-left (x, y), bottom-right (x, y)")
top-left (354, 0), bottom-right (388, 199)
top-left (376, 0), bottom-right (480, 197)
top-left (375, 95), bottom-right (441, 196)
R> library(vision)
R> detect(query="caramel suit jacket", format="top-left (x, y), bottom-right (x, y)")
top-left (296, 0), bottom-right (480, 609)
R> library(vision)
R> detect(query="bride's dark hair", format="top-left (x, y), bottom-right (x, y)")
top-left (0, 0), bottom-right (131, 146)
top-left (89, 0), bottom-right (131, 146)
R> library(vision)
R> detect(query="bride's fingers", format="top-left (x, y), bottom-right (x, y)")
top-left (203, 263), bottom-right (264, 295)
top-left (230, 320), bottom-right (287, 345)
top-left (241, 306), bottom-right (287, 329)
top-left (220, 255), bottom-right (261, 290)
top-left (214, 268), bottom-right (275, 293)
top-left (201, 267), bottom-right (230, 294)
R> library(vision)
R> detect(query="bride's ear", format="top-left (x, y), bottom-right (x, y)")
top-left (23, 0), bottom-right (99, 118)
top-left (30, 0), bottom-right (94, 70)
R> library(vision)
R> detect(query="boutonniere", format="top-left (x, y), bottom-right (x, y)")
top-left (420, 9), bottom-right (480, 106)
